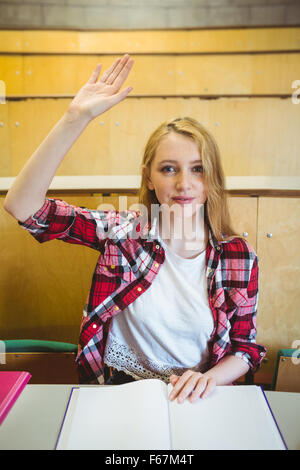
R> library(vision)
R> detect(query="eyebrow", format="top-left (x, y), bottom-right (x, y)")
top-left (158, 159), bottom-right (202, 164)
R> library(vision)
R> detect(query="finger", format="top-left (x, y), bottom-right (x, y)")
top-left (169, 375), bottom-right (180, 386)
top-left (189, 377), bottom-right (212, 403)
top-left (169, 370), bottom-right (196, 401)
top-left (105, 85), bottom-right (133, 107)
top-left (99, 57), bottom-right (122, 83)
top-left (87, 63), bottom-right (103, 84)
top-left (105, 54), bottom-right (131, 86)
top-left (176, 375), bottom-right (201, 403)
top-left (112, 58), bottom-right (134, 90)
top-left (200, 378), bottom-right (216, 399)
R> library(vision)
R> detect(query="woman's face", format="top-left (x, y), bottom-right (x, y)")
top-left (144, 132), bottom-right (207, 221)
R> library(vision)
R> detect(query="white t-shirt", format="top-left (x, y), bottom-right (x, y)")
top-left (104, 234), bottom-right (214, 383)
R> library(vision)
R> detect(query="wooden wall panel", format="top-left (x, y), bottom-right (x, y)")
top-left (0, 103), bottom-right (10, 177)
top-left (8, 99), bottom-right (67, 175)
top-left (0, 56), bottom-right (24, 96)
top-left (2, 54), bottom-right (299, 96)
top-left (4, 98), bottom-right (299, 178)
top-left (7, 99), bottom-right (112, 176)
top-left (227, 196), bottom-right (257, 251)
top-left (187, 28), bottom-right (300, 53)
top-left (275, 357), bottom-right (300, 393)
top-left (23, 55), bottom-right (96, 97)
top-left (0, 353), bottom-right (78, 384)
top-left (174, 54), bottom-right (300, 96)
top-left (21, 55), bottom-right (176, 96)
top-left (0, 31), bottom-right (23, 53)
top-left (256, 197), bottom-right (300, 380)
top-left (22, 31), bottom-right (79, 54)
top-left (0, 28), bottom-right (299, 54)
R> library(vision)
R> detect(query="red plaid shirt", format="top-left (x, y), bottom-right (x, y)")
top-left (18, 198), bottom-right (266, 384)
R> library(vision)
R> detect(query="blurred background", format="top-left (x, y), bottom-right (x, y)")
top-left (0, 0), bottom-right (299, 29)
top-left (0, 0), bottom-right (299, 390)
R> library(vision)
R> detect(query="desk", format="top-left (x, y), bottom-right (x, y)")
top-left (0, 385), bottom-right (299, 450)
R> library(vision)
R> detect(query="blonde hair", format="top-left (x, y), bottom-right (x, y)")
top-left (138, 116), bottom-right (242, 242)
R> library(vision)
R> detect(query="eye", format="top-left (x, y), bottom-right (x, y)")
top-left (161, 166), bottom-right (175, 173)
top-left (193, 165), bottom-right (203, 173)
top-left (160, 165), bottom-right (203, 174)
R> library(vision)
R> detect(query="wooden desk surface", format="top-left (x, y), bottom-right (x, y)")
top-left (0, 385), bottom-right (299, 450)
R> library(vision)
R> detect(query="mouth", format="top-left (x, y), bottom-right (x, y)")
top-left (172, 197), bottom-right (195, 205)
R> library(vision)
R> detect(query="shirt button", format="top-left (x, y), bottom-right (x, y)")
top-left (260, 352), bottom-right (265, 356)
top-left (111, 265), bottom-right (115, 269)
top-left (154, 263), bottom-right (159, 268)
top-left (92, 324), bottom-right (97, 329)
top-left (115, 306), bottom-right (119, 311)
top-left (156, 245), bottom-right (160, 250)
top-left (137, 287), bottom-right (142, 292)
top-left (216, 246), bottom-right (221, 251)
top-left (83, 312), bottom-right (87, 317)
top-left (208, 267), bottom-right (212, 273)
top-left (104, 267), bottom-right (108, 271)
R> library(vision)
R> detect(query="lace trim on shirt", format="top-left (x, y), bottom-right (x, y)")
top-left (104, 336), bottom-right (199, 384)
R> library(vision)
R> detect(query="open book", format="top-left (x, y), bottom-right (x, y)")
top-left (56, 380), bottom-right (287, 450)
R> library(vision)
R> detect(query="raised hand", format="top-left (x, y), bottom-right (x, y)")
top-left (68, 54), bottom-right (134, 121)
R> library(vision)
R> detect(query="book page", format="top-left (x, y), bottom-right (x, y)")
top-left (59, 379), bottom-right (171, 450)
top-left (167, 385), bottom-right (286, 450)
top-left (56, 387), bottom-right (79, 450)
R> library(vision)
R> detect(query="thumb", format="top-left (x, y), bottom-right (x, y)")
top-left (109, 86), bottom-right (133, 106)
top-left (87, 63), bottom-right (102, 84)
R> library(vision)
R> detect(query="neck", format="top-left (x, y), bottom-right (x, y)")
top-left (158, 211), bottom-right (208, 251)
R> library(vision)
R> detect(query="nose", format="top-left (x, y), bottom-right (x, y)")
top-left (175, 170), bottom-right (192, 192)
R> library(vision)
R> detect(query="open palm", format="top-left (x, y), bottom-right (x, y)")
top-left (69, 54), bottom-right (134, 120)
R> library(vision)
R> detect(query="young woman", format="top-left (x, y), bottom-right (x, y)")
top-left (4, 54), bottom-right (266, 404)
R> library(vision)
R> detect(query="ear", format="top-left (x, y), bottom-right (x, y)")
top-left (142, 164), bottom-right (154, 191)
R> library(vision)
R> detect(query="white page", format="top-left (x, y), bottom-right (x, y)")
top-left (56, 388), bottom-right (79, 450)
top-left (61, 379), bottom-right (171, 450)
top-left (168, 385), bottom-right (286, 450)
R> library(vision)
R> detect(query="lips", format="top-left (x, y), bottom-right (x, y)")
top-left (172, 197), bottom-right (195, 204)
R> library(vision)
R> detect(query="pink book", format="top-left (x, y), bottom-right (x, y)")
top-left (0, 371), bottom-right (32, 425)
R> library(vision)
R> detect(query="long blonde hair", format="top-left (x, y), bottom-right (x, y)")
top-left (138, 116), bottom-right (242, 242)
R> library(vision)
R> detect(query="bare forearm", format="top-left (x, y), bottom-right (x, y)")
top-left (4, 108), bottom-right (90, 222)
top-left (4, 55), bottom-right (134, 222)
top-left (203, 355), bottom-right (250, 385)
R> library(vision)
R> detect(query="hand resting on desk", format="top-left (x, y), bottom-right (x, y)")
top-left (169, 370), bottom-right (216, 404)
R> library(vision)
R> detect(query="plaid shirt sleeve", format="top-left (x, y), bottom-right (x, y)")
top-left (228, 254), bottom-right (267, 372)
top-left (17, 197), bottom-right (117, 251)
